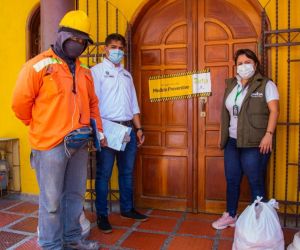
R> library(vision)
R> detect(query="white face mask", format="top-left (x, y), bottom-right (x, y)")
top-left (108, 49), bottom-right (124, 64)
top-left (237, 63), bottom-right (255, 79)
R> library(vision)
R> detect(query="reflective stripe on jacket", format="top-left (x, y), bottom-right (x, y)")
top-left (12, 48), bottom-right (103, 150)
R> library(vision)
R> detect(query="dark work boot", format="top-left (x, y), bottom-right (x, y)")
top-left (121, 209), bottom-right (148, 221)
top-left (97, 215), bottom-right (112, 233)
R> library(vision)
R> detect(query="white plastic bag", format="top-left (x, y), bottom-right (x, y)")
top-left (232, 197), bottom-right (284, 250)
top-left (287, 231), bottom-right (300, 250)
top-left (80, 211), bottom-right (91, 238)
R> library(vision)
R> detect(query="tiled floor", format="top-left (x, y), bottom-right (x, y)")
top-left (0, 198), bottom-right (298, 250)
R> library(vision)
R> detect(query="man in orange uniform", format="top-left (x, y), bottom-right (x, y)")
top-left (12, 10), bottom-right (104, 250)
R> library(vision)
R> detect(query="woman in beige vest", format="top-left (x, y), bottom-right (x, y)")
top-left (212, 49), bottom-right (279, 230)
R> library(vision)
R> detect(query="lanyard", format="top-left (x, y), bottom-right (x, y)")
top-left (234, 85), bottom-right (243, 104)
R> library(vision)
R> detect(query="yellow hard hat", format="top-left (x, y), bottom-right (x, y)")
top-left (59, 10), bottom-right (93, 43)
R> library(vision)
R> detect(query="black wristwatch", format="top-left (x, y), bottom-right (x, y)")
top-left (136, 127), bottom-right (144, 132)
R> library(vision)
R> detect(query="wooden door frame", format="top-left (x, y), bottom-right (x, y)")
top-left (26, 3), bottom-right (40, 60)
top-left (131, 0), bottom-right (266, 213)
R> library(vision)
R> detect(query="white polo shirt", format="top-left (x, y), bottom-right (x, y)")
top-left (225, 75), bottom-right (279, 139)
top-left (91, 58), bottom-right (140, 121)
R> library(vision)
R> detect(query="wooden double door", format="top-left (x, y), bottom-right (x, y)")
top-left (132, 0), bottom-right (263, 213)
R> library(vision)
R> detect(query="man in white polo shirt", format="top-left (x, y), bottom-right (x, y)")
top-left (91, 33), bottom-right (147, 233)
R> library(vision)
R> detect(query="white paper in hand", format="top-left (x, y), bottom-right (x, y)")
top-left (102, 119), bottom-right (132, 151)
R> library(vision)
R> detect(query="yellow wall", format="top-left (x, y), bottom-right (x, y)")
top-left (0, 0), bottom-right (299, 205)
top-left (0, 0), bottom-right (39, 194)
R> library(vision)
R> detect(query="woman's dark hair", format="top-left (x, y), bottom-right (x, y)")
top-left (234, 49), bottom-right (261, 74)
top-left (105, 33), bottom-right (126, 47)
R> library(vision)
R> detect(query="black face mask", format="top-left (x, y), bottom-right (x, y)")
top-left (63, 39), bottom-right (86, 59)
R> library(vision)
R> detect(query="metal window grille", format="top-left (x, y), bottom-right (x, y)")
top-left (76, 0), bottom-right (131, 211)
top-left (261, 0), bottom-right (300, 229)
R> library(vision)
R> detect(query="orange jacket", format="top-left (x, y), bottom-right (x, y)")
top-left (12, 48), bottom-right (103, 150)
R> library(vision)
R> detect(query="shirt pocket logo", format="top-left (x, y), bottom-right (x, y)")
top-left (123, 72), bottom-right (131, 79)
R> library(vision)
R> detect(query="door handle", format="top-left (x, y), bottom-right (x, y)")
top-left (200, 97), bottom-right (207, 117)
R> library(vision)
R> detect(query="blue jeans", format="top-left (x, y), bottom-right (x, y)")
top-left (95, 129), bottom-right (137, 216)
top-left (224, 137), bottom-right (270, 217)
top-left (30, 143), bottom-right (88, 249)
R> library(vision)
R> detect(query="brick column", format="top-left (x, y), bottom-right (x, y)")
top-left (40, 0), bottom-right (75, 51)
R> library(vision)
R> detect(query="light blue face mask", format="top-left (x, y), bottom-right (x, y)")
top-left (108, 49), bottom-right (124, 64)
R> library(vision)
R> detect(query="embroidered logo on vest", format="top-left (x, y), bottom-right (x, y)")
top-left (251, 92), bottom-right (263, 98)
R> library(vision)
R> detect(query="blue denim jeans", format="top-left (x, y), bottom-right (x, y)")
top-left (95, 129), bottom-right (137, 216)
top-left (224, 137), bottom-right (270, 217)
top-left (30, 143), bottom-right (88, 249)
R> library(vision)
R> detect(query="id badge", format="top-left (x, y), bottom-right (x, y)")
top-left (233, 105), bottom-right (239, 117)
